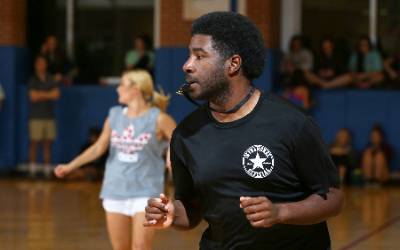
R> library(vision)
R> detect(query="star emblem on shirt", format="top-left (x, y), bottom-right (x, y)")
top-left (249, 152), bottom-right (267, 170)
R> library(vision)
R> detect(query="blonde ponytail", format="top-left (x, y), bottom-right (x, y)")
top-left (152, 87), bottom-right (170, 112)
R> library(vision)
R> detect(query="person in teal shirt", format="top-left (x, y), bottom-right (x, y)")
top-left (322, 36), bottom-right (384, 89)
top-left (125, 35), bottom-right (154, 74)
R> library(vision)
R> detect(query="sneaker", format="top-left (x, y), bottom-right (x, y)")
top-left (28, 163), bottom-right (38, 178)
top-left (43, 164), bottom-right (53, 179)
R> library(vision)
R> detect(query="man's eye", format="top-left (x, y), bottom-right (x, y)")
top-left (196, 55), bottom-right (203, 60)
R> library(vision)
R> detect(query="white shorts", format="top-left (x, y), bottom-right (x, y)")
top-left (102, 197), bottom-right (149, 217)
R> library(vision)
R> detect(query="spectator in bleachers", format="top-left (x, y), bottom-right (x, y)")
top-left (323, 36), bottom-right (384, 89)
top-left (329, 128), bottom-right (358, 185)
top-left (125, 35), bottom-right (154, 74)
top-left (383, 53), bottom-right (400, 88)
top-left (28, 55), bottom-right (60, 178)
top-left (281, 35), bottom-right (314, 86)
top-left (0, 83), bottom-right (4, 110)
top-left (282, 70), bottom-right (312, 111)
top-left (41, 35), bottom-right (78, 85)
top-left (280, 35), bottom-right (314, 111)
top-left (304, 37), bottom-right (347, 89)
top-left (361, 125), bottom-right (392, 184)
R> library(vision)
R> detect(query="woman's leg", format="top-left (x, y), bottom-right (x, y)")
top-left (43, 140), bottom-right (52, 165)
top-left (106, 212), bottom-right (132, 250)
top-left (28, 140), bottom-right (39, 176)
top-left (374, 151), bottom-right (389, 182)
top-left (132, 212), bottom-right (155, 250)
top-left (362, 149), bottom-right (374, 181)
top-left (338, 164), bottom-right (346, 184)
top-left (43, 140), bottom-right (53, 177)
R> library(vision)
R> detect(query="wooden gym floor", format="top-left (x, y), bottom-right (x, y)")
top-left (0, 179), bottom-right (399, 250)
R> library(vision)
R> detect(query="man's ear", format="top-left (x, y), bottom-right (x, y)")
top-left (227, 55), bottom-right (241, 75)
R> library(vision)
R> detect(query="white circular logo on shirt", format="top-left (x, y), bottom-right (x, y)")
top-left (242, 145), bottom-right (274, 179)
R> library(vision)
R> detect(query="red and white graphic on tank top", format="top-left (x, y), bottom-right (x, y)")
top-left (110, 124), bottom-right (152, 162)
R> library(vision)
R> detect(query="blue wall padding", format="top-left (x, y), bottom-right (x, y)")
top-left (313, 90), bottom-right (400, 170)
top-left (1, 46), bottom-right (400, 173)
top-left (12, 87), bottom-right (400, 170)
top-left (0, 46), bottom-right (30, 171)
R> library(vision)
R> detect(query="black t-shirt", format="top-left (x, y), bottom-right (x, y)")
top-left (28, 74), bottom-right (58, 119)
top-left (171, 92), bottom-right (339, 250)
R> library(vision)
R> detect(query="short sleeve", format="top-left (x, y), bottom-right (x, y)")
top-left (371, 52), bottom-right (383, 71)
top-left (170, 132), bottom-right (204, 227)
top-left (294, 118), bottom-right (339, 199)
top-left (108, 107), bottom-right (115, 120)
top-left (301, 50), bottom-right (313, 70)
top-left (107, 106), bottom-right (121, 128)
top-left (170, 132), bottom-right (196, 202)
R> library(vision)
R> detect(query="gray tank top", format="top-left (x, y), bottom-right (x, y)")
top-left (100, 106), bottom-right (168, 199)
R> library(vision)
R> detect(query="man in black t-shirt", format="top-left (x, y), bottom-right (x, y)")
top-left (144, 12), bottom-right (343, 250)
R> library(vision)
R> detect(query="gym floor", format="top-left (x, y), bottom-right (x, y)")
top-left (0, 179), bottom-right (399, 250)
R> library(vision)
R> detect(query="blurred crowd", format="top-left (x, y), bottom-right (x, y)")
top-left (25, 34), bottom-right (155, 179)
top-left (278, 35), bottom-right (397, 186)
top-left (280, 35), bottom-right (400, 110)
top-left (13, 33), bottom-right (397, 185)
top-left (329, 124), bottom-right (392, 186)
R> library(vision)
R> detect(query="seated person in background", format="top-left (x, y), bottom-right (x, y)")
top-left (304, 37), bottom-right (347, 89)
top-left (323, 36), bottom-right (384, 89)
top-left (383, 53), bottom-right (400, 88)
top-left (63, 127), bottom-right (107, 181)
top-left (282, 70), bottom-right (312, 111)
top-left (41, 35), bottom-right (78, 85)
top-left (329, 128), bottom-right (358, 184)
top-left (0, 83), bottom-right (4, 110)
top-left (281, 35), bottom-right (314, 87)
top-left (361, 125), bottom-right (392, 184)
top-left (125, 35), bottom-right (154, 74)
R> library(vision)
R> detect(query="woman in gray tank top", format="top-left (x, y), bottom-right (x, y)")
top-left (54, 70), bottom-right (176, 250)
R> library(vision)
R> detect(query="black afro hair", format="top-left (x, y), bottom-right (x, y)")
top-left (192, 11), bottom-right (265, 80)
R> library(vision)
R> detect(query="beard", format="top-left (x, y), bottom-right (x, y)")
top-left (185, 65), bottom-right (231, 105)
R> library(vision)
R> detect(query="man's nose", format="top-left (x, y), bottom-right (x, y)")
top-left (183, 58), bottom-right (194, 73)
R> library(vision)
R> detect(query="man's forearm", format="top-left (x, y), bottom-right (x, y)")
top-left (171, 200), bottom-right (191, 230)
top-left (172, 200), bottom-right (202, 230)
top-left (277, 187), bottom-right (343, 225)
top-left (39, 89), bottom-right (60, 100)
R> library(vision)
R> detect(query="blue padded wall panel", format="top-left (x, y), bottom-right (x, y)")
top-left (312, 90), bottom-right (347, 145)
top-left (3, 45), bottom-right (399, 172)
top-left (11, 87), bottom-right (400, 171)
top-left (312, 90), bottom-right (400, 170)
top-left (345, 91), bottom-right (390, 151)
top-left (0, 46), bottom-right (29, 170)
